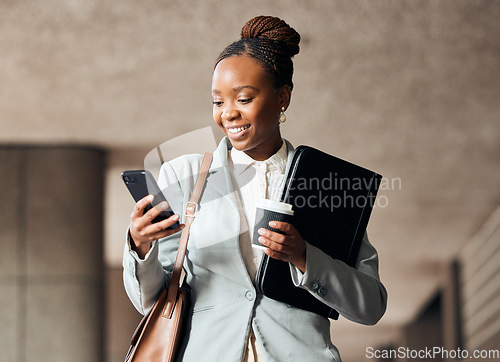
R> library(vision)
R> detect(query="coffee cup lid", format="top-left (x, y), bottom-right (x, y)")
top-left (257, 199), bottom-right (294, 215)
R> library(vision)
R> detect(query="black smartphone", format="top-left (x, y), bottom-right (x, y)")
top-left (121, 170), bottom-right (180, 229)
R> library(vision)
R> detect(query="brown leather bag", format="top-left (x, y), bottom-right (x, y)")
top-left (125, 152), bottom-right (213, 362)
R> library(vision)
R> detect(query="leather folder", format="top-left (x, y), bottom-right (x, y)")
top-left (255, 146), bottom-right (382, 319)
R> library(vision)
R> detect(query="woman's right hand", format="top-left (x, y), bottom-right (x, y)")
top-left (129, 195), bottom-right (185, 259)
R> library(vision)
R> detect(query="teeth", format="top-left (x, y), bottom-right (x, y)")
top-left (228, 125), bottom-right (250, 134)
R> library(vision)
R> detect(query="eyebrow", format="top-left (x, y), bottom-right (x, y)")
top-left (212, 85), bottom-right (260, 94)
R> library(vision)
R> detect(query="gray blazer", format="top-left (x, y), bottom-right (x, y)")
top-left (123, 138), bottom-right (387, 362)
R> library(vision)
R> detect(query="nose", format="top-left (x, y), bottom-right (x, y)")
top-left (221, 103), bottom-right (239, 122)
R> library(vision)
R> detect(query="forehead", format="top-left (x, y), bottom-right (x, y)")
top-left (212, 55), bottom-right (272, 91)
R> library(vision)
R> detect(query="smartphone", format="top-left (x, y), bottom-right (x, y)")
top-left (121, 170), bottom-right (180, 229)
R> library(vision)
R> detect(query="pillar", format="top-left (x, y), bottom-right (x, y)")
top-left (0, 146), bottom-right (105, 362)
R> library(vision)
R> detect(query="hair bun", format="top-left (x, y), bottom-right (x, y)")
top-left (240, 15), bottom-right (300, 57)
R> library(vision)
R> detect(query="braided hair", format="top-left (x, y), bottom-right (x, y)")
top-left (215, 15), bottom-right (301, 90)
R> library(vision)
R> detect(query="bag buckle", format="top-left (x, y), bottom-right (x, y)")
top-left (184, 202), bottom-right (198, 217)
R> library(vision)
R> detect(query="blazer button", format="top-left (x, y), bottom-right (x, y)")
top-left (245, 291), bottom-right (255, 301)
top-left (310, 281), bottom-right (320, 291)
top-left (318, 287), bottom-right (327, 296)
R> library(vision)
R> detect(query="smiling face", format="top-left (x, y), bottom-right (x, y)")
top-left (212, 55), bottom-right (291, 161)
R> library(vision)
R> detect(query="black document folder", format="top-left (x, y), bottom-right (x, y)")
top-left (255, 146), bottom-right (382, 319)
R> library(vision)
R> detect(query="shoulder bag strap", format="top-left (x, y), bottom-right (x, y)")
top-left (162, 152), bottom-right (213, 318)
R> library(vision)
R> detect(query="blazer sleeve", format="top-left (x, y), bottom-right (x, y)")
top-left (289, 232), bottom-right (387, 325)
top-left (122, 158), bottom-right (190, 315)
top-left (122, 233), bottom-right (167, 315)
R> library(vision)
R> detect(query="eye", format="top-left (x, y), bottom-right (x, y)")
top-left (238, 98), bottom-right (253, 104)
top-left (212, 100), bottom-right (223, 107)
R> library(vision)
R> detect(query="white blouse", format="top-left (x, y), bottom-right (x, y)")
top-left (228, 140), bottom-right (289, 281)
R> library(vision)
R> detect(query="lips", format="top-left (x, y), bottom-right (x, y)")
top-left (225, 124), bottom-right (251, 140)
top-left (227, 124), bottom-right (251, 134)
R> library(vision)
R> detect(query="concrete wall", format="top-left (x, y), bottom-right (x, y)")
top-left (460, 207), bottom-right (500, 362)
top-left (0, 147), bottom-right (105, 362)
top-left (105, 267), bottom-right (142, 362)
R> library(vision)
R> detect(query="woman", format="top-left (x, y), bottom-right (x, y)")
top-left (123, 15), bottom-right (387, 361)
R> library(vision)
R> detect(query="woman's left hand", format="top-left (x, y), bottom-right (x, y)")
top-left (258, 221), bottom-right (306, 273)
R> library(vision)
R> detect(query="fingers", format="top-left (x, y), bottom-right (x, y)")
top-left (268, 220), bottom-right (294, 234)
top-left (131, 215), bottom-right (184, 243)
top-left (141, 214), bottom-right (183, 240)
top-left (130, 194), bottom-right (184, 245)
top-left (131, 194), bottom-right (154, 218)
top-left (257, 222), bottom-right (292, 254)
top-left (257, 229), bottom-right (289, 253)
top-left (257, 221), bottom-right (296, 247)
top-left (131, 195), bottom-right (171, 230)
top-left (140, 223), bottom-right (186, 243)
top-left (259, 238), bottom-right (306, 273)
top-left (257, 221), bottom-right (306, 268)
top-left (264, 247), bottom-right (288, 261)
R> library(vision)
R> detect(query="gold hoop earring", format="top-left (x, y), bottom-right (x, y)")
top-left (279, 107), bottom-right (287, 124)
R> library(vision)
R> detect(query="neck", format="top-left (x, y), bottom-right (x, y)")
top-left (244, 137), bottom-right (283, 161)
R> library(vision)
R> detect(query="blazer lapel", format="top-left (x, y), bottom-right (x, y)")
top-left (206, 138), bottom-right (238, 207)
top-left (283, 139), bottom-right (296, 178)
top-left (197, 138), bottom-right (297, 289)
top-left (202, 138), bottom-right (255, 287)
